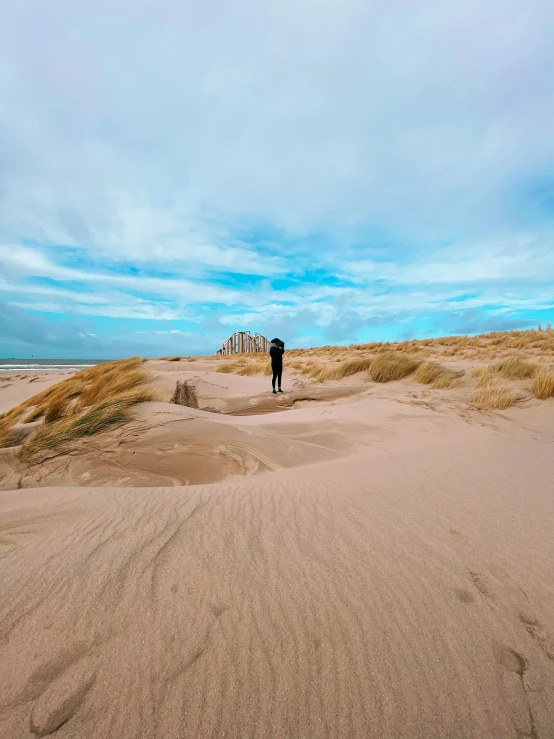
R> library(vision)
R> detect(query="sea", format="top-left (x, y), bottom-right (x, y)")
top-left (0, 359), bottom-right (105, 373)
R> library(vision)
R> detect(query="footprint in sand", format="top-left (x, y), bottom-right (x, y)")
top-left (453, 588), bottom-right (475, 604)
top-left (449, 529), bottom-right (554, 666)
top-left (519, 611), bottom-right (554, 663)
top-left (468, 571), bottom-right (495, 599)
top-left (29, 658), bottom-right (96, 737)
top-left (493, 643), bottom-right (527, 675)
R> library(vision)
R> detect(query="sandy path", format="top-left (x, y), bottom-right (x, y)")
top-left (1, 427), bottom-right (553, 738)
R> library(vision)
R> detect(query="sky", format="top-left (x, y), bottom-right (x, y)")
top-left (1, 0), bottom-right (554, 358)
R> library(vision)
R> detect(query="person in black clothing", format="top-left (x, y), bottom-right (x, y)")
top-left (269, 338), bottom-right (285, 393)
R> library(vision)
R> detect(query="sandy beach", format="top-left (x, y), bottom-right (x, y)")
top-left (1, 344), bottom-right (554, 738)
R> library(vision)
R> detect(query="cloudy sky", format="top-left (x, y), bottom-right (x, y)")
top-left (1, 0), bottom-right (554, 358)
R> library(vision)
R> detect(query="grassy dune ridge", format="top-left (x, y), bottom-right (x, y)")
top-left (0, 358), bottom-right (159, 456)
top-left (2, 330), bottom-right (554, 455)
top-left (207, 329), bottom-right (554, 407)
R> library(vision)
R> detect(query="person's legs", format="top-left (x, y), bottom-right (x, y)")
top-left (278, 369), bottom-right (283, 391)
top-left (272, 368), bottom-right (278, 392)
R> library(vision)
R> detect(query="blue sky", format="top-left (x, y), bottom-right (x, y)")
top-left (1, 1), bottom-right (554, 358)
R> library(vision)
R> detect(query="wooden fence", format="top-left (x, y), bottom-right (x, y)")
top-left (215, 331), bottom-right (271, 355)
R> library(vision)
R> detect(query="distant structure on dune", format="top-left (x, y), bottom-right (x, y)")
top-left (216, 331), bottom-right (271, 355)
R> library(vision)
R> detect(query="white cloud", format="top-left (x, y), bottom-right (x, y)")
top-left (0, 245), bottom-right (253, 305)
top-left (1, 0), bottom-right (553, 250)
top-left (9, 301), bottom-right (183, 322)
top-left (0, 0), bottom-right (553, 349)
top-left (336, 231), bottom-right (554, 286)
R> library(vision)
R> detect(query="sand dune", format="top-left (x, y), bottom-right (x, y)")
top-left (1, 356), bottom-right (554, 738)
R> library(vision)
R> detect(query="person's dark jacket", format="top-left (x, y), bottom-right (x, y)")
top-left (270, 342), bottom-right (285, 369)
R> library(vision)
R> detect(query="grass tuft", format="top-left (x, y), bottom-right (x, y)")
top-left (530, 368), bottom-right (554, 400)
top-left (21, 386), bottom-right (159, 461)
top-left (0, 358), bottom-right (156, 457)
top-left (216, 363), bottom-right (239, 374)
top-left (469, 383), bottom-right (519, 410)
top-left (430, 373), bottom-right (459, 390)
top-left (301, 356), bottom-right (374, 383)
top-left (490, 358), bottom-right (537, 379)
top-left (474, 370), bottom-right (501, 388)
top-left (23, 406), bottom-right (46, 423)
top-left (369, 353), bottom-right (421, 383)
top-left (333, 357), bottom-right (374, 378)
top-left (414, 361), bottom-right (458, 389)
top-left (44, 399), bottom-right (68, 424)
top-left (238, 362), bottom-right (270, 376)
top-left (76, 367), bottom-right (147, 408)
top-left (0, 421), bottom-right (19, 449)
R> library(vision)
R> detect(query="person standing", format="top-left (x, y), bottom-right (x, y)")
top-left (269, 338), bottom-right (285, 393)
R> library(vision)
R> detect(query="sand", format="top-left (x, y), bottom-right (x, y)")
top-left (0, 371), bottom-right (73, 415)
top-left (1, 361), bottom-right (554, 738)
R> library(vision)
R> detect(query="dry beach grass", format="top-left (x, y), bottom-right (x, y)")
top-left (0, 358), bottom-right (158, 457)
top-left (469, 382), bottom-right (520, 410)
top-left (530, 367), bottom-right (554, 400)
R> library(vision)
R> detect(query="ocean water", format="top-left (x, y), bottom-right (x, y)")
top-left (0, 359), bottom-right (104, 373)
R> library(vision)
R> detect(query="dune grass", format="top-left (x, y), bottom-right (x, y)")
top-left (205, 328), bottom-right (554, 366)
top-left (306, 356), bottom-right (374, 383)
top-left (414, 361), bottom-right (458, 389)
top-left (0, 421), bottom-right (19, 449)
top-left (471, 358), bottom-right (538, 391)
top-left (0, 358), bottom-right (157, 454)
top-left (21, 391), bottom-right (138, 461)
top-left (469, 383), bottom-right (519, 410)
top-left (471, 366), bottom-right (488, 379)
top-left (76, 366), bottom-right (147, 409)
top-left (369, 353), bottom-right (421, 383)
top-left (530, 368), bottom-right (554, 400)
top-left (0, 358), bottom-right (145, 427)
top-left (430, 372), bottom-right (460, 390)
top-left (213, 350), bottom-right (463, 389)
top-left (205, 328), bottom-right (554, 385)
top-left (238, 362), bottom-right (273, 376)
top-left (332, 356), bottom-right (374, 378)
top-left (23, 405), bottom-right (50, 424)
top-left (473, 369), bottom-right (499, 388)
top-left (293, 328), bottom-right (554, 363)
top-left (21, 387), bottom-right (157, 460)
top-left (490, 357), bottom-right (537, 379)
top-left (302, 364), bottom-right (333, 383)
top-left (287, 360), bottom-right (308, 371)
top-left (44, 399), bottom-right (69, 424)
top-left (216, 363), bottom-right (240, 373)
